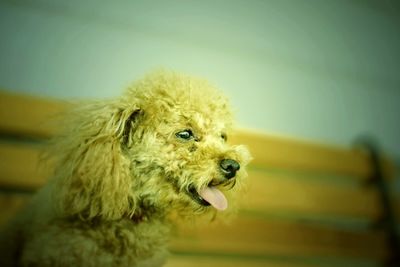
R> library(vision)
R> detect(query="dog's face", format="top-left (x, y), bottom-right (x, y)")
top-left (122, 72), bottom-right (251, 215)
top-left (52, 71), bottom-right (251, 221)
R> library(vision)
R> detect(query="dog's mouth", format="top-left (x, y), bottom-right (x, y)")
top-left (188, 186), bottom-right (211, 207)
top-left (187, 182), bottom-right (229, 211)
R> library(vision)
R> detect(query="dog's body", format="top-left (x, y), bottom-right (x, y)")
top-left (0, 71), bottom-right (250, 267)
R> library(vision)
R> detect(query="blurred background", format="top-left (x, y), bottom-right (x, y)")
top-left (0, 0), bottom-right (399, 158)
top-left (1, 1), bottom-right (400, 266)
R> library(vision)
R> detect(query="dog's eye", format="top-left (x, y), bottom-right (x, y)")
top-left (176, 130), bottom-right (194, 140)
top-left (221, 133), bottom-right (227, 142)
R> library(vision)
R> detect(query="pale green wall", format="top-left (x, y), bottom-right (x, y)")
top-left (0, 0), bottom-right (399, 157)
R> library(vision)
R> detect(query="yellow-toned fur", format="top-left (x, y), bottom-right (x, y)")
top-left (0, 70), bottom-right (251, 267)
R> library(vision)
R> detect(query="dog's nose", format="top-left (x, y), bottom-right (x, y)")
top-left (219, 159), bottom-right (240, 179)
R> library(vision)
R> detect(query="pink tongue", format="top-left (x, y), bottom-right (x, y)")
top-left (198, 186), bottom-right (228, 211)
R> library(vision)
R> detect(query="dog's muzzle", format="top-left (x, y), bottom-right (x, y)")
top-left (186, 159), bottom-right (240, 211)
top-left (219, 159), bottom-right (240, 179)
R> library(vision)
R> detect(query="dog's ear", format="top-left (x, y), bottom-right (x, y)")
top-left (49, 100), bottom-right (142, 221)
top-left (122, 108), bottom-right (142, 148)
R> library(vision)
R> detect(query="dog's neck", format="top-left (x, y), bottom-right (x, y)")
top-left (130, 198), bottom-right (167, 224)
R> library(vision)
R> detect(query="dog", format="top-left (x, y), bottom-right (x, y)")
top-left (0, 70), bottom-right (251, 267)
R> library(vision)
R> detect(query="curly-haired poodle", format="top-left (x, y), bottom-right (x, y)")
top-left (0, 70), bottom-right (251, 267)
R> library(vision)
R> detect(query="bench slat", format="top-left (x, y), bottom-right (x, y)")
top-left (0, 90), bottom-right (66, 138)
top-left (170, 217), bottom-right (388, 261)
top-left (0, 143), bottom-right (50, 189)
top-left (242, 170), bottom-right (382, 219)
top-left (165, 255), bottom-right (331, 267)
top-left (231, 132), bottom-right (395, 180)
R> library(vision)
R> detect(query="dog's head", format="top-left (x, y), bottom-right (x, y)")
top-left (51, 70), bottom-right (251, 221)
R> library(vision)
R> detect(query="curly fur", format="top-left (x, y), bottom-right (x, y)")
top-left (0, 70), bottom-right (251, 267)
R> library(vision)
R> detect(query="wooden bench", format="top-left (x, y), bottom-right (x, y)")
top-left (0, 90), bottom-right (399, 267)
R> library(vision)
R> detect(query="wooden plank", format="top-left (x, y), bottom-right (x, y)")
top-left (0, 143), bottom-right (50, 189)
top-left (0, 194), bottom-right (31, 226)
top-left (165, 255), bottom-right (320, 267)
top-left (242, 169), bottom-right (382, 219)
top-left (0, 90), bottom-right (67, 138)
top-left (165, 254), bottom-right (380, 267)
top-left (170, 217), bottom-right (389, 261)
top-left (231, 131), bottom-right (395, 180)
